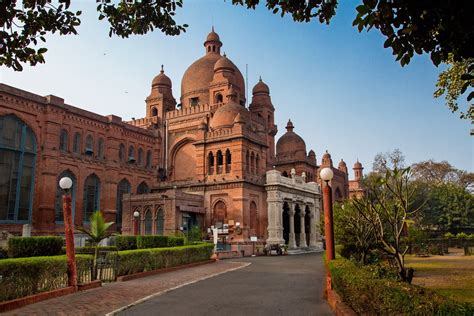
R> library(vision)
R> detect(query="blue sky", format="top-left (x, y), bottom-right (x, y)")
top-left (1, 0), bottom-right (472, 172)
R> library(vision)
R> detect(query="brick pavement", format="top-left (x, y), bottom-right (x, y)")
top-left (5, 261), bottom-right (248, 316)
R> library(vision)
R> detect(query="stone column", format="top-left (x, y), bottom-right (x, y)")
top-left (310, 202), bottom-right (323, 249)
top-left (299, 207), bottom-right (307, 248)
top-left (288, 203), bottom-right (297, 249)
top-left (266, 199), bottom-right (284, 245)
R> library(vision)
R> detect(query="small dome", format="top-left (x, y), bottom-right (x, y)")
top-left (210, 102), bottom-right (249, 130)
top-left (206, 28), bottom-right (220, 43)
top-left (338, 159), bottom-right (347, 167)
top-left (322, 150), bottom-right (331, 160)
top-left (354, 159), bottom-right (363, 169)
top-left (152, 66), bottom-right (171, 87)
top-left (252, 77), bottom-right (270, 95)
top-left (276, 119), bottom-right (306, 156)
top-left (308, 150), bottom-right (316, 158)
top-left (214, 54), bottom-right (235, 72)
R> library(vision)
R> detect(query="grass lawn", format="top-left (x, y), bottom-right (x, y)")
top-left (406, 248), bottom-right (474, 304)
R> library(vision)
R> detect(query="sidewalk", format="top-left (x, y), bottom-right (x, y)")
top-left (5, 261), bottom-right (249, 316)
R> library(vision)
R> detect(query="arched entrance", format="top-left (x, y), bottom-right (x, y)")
top-left (213, 201), bottom-right (226, 228)
top-left (282, 202), bottom-right (290, 244)
top-left (305, 205), bottom-right (311, 246)
top-left (294, 204), bottom-right (301, 247)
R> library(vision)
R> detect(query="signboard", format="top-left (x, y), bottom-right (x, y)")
top-left (250, 236), bottom-right (258, 242)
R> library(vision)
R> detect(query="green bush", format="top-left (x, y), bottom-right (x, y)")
top-left (75, 246), bottom-right (118, 254)
top-left (7, 236), bottom-right (64, 258)
top-left (0, 248), bottom-right (7, 259)
top-left (329, 257), bottom-right (474, 315)
top-left (0, 254), bottom-right (92, 302)
top-left (137, 235), bottom-right (168, 249)
top-left (115, 236), bottom-right (138, 250)
top-left (168, 236), bottom-right (185, 247)
top-left (117, 243), bottom-right (213, 276)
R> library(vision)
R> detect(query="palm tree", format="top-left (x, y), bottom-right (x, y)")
top-left (75, 211), bottom-right (114, 280)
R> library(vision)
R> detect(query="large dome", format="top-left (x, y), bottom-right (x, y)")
top-left (180, 30), bottom-right (245, 103)
top-left (276, 120), bottom-right (307, 156)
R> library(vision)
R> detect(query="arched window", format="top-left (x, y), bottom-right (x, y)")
top-left (97, 138), bottom-right (104, 159)
top-left (128, 145), bottom-right (135, 162)
top-left (246, 151), bottom-right (250, 173)
top-left (250, 152), bottom-right (255, 174)
top-left (156, 208), bottom-right (164, 235)
top-left (59, 129), bottom-right (68, 152)
top-left (282, 171), bottom-right (288, 177)
top-left (255, 154), bottom-right (260, 175)
top-left (146, 150), bottom-right (152, 168)
top-left (137, 147), bottom-right (144, 166)
top-left (85, 135), bottom-right (94, 155)
top-left (73, 132), bottom-right (81, 154)
top-left (144, 210), bottom-right (153, 235)
top-left (151, 107), bottom-right (158, 116)
top-left (225, 149), bottom-right (231, 173)
top-left (215, 93), bottom-right (223, 103)
top-left (137, 181), bottom-right (149, 194)
top-left (83, 174), bottom-right (100, 222)
top-left (213, 201), bottom-right (226, 228)
top-left (55, 171), bottom-right (76, 223)
top-left (119, 143), bottom-right (125, 162)
top-left (208, 152), bottom-right (214, 175)
top-left (0, 115), bottom-right (37, 223)
top-left (116, 179), bottom-right (131, 232)
top-left (216, 150), bottom-right (223, 174)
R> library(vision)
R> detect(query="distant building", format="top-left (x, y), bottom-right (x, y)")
top-left (0, 29), bottom-right (363, 252)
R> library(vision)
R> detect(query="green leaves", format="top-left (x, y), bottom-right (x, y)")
top-left (75, 211), bottom-right (114, 245)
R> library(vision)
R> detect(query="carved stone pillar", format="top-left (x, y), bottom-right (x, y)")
top-left (288, 204), bottom-right (297, 249)
top-left (266, 198), bottom-right (284, 244)
top-left (299, 207), bottom-right (307, 248)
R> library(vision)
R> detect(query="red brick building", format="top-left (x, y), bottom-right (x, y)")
top-left (0, 29), bottom-right (364, 242)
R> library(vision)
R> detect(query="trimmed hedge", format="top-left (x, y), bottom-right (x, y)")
top-left (119, 235), bottom-right (186, 250)
top-left (7, 236), bottom-right (64, 258)
top-left (329, 258), bottom-right (474, 315)
top-left (75, 246), bottom-right (118, 255)
top-left (137, 235), bottom-right (168, 249)
top-left (0, 254), bottom-right (92, 302)
top-left (115, 236), bottom-right (138, 251)
top-left (117, 243), bottom-right (213, 276)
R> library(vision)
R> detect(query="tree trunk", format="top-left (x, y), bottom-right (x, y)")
top-left (92, 246), bottom-right (98, 280)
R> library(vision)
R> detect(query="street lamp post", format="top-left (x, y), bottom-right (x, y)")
top-left (59, 177), bottom-right (77, 289)
top-left (133, 211), bottom-right (140, 235)
top-left (320, 167), bottom-right (335, 261)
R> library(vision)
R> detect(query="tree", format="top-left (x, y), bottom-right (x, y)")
top-left (411, 159), bottom-right (474, 189)
top-left (372, 148), bottom-right (405, 174)
top-left (352, 167), bottom-right (419, 282)
top-left (333, 201), bottom-right (377, 265)
top-left (75, 211), bottom-right (114, 280)
top-left (420, 183), bottom-right (474, 234)
top-left (434, 55), bottom-right (474, 120)
top-left (2, 1), bottom-right (474, 72)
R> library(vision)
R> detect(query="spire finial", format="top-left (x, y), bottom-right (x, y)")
top-left (212, 25), bottom-right (215, 32)
top-left (286, 119), bottom-right (294, 132)
top-left (160, 64), bottom-right (164, 74)
top-left (223, 52), bottom-right (226, 57)
top-left (259, 75), bottom-right (262, 82)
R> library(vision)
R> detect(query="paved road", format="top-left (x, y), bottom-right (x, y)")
top-left (120, 253), bottom-right (332, 316)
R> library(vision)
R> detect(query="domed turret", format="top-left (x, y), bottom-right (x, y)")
top-left (152, 65), bottom-right (172, 88)
top-left (321, 150), bottom-right (333, 167)
top-left (308, 150), bottom-right (317, 164)
top-left (209, 86), bottom-right (249, 130)
top-left (252, 77), bottom-right (270, 95)
top-left (276, 120), bottom-right (307, 159)
top-left (338, 159), bottom-right (348, 173)
top-left (353, 159), bottom-right (364, 180)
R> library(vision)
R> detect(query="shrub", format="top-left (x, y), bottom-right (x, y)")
top-left (329, 258), bottom-right (474, 315)
top-left (115, 236), bottom-right (138, 250)
top-left (168, 236), bottom-right (185, 247)
top-left (444, 232), bottom-right (455, 239)
top-left (456, 232), bottom-right (469, 239)
top-left (137, 235), bottom-right (168, 249)
top-left (117, 243), bottom-right (214, 276)
top-left (75, 246), bottom-right (118, 255)
top-left (7, 236), bottom-right (64, 258)
top-left (0, 254), bottom-right (92, 302)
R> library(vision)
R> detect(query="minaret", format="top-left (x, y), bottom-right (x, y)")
top-left (338, 159), bottom-right (348, 174)
top-left (146, 65), bottom-right (176, 119)
top-left (353, 159), bottom-right (364, 181)
top-left (321, 150), bottom-right (333, 168)
top-left (249, 77), bottom-right (276, 168)
top-left (204, 26), bottom-right (222, 55)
